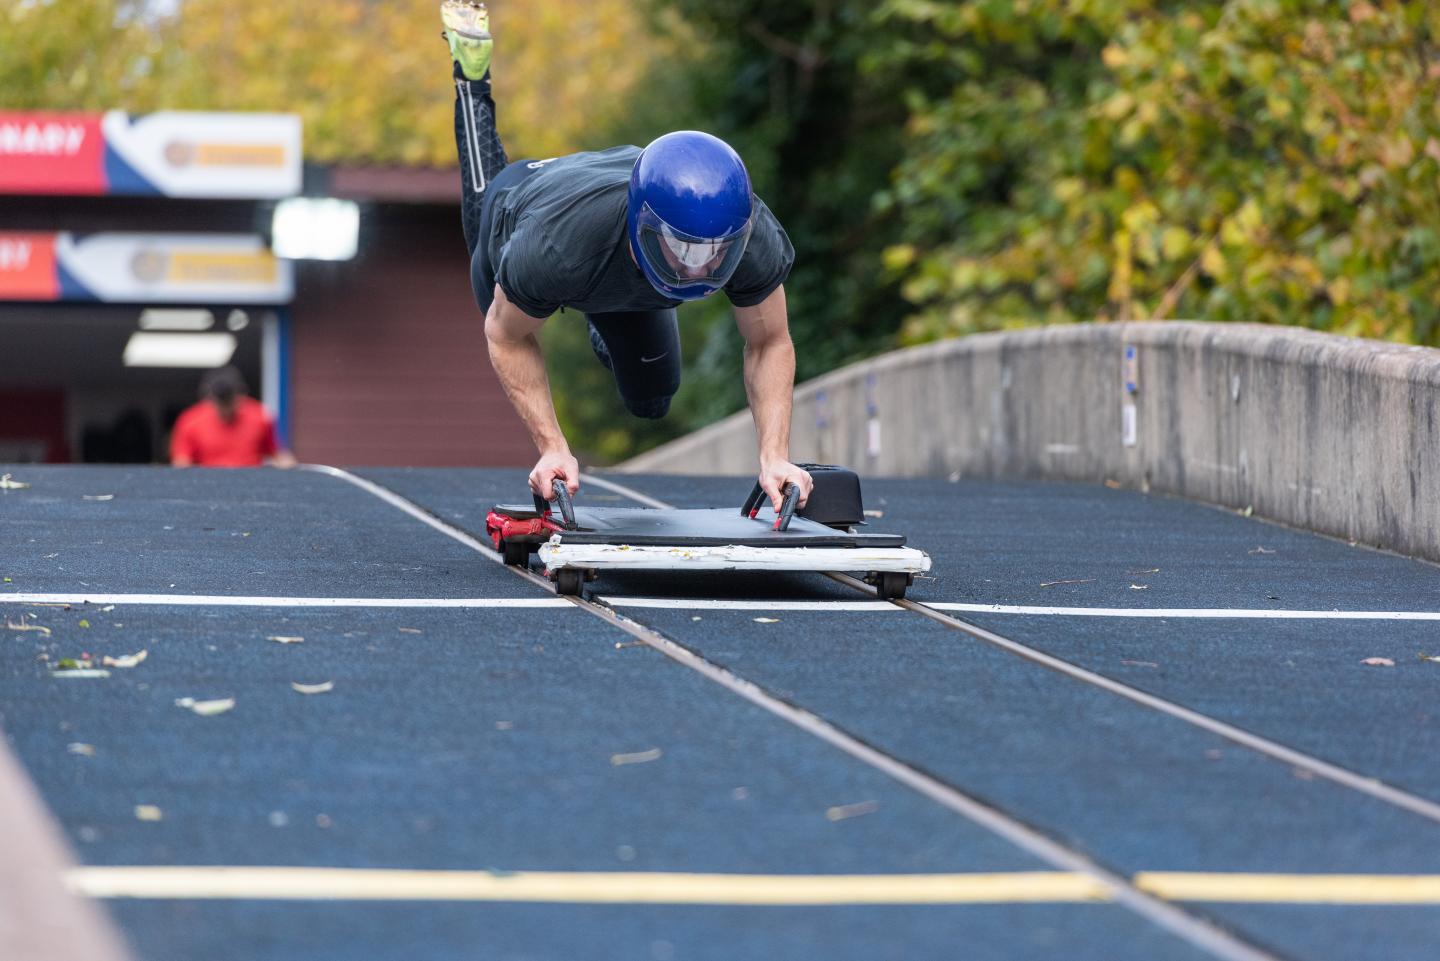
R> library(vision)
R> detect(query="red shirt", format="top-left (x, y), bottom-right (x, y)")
top-left (170, 397), bottom-right (279, 467)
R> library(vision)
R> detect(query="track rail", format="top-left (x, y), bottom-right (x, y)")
top-left (583, 473), bottom-right (1440, 826)
top-left (305, 465), bottom-right (1284, 961)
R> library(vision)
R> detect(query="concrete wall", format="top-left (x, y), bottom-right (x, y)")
top-left (621, 322), bottom-right (1440, 562)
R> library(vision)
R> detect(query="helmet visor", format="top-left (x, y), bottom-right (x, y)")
top-left (635, 203), bottom-right (753, 294)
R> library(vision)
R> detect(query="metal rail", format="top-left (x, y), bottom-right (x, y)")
top-left (306, 465), bottom-right (1284, 961)
top-left (583, 472), bottom-right (1440, 826)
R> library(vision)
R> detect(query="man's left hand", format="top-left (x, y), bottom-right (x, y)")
top-left (758, 459), bottom-right (812, 513)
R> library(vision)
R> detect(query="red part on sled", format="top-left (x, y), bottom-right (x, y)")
top-left (485, 510), bottom-right (565, 549)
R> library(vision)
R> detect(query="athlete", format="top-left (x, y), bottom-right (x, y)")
top-left (441, 1), bottom-right (813, 511)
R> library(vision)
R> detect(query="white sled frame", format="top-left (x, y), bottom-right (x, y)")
top-left (538, 538), bottom-right (931, 575)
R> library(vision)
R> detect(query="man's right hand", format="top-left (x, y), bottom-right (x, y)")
top-left (530, 450), bottom-right (580, 500)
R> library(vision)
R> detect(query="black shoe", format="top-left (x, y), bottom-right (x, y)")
top-left (588, 320), bottom-right (613, 371)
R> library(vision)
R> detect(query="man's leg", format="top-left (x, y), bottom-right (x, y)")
top-left (445, 2), bottom-right (508, 257)
top-left (586, 311), bottom-right (683, 419)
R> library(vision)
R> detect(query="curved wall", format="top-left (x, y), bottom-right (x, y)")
top-left (620, 322), bottom-right (1440, 561)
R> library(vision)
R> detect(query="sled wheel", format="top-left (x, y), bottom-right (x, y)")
top-left (874, 572), bottom-right (909, 600)
top-left (555, 569), bottom-right (585, 597)
top-left (501, 539), bottom-right (530, 567)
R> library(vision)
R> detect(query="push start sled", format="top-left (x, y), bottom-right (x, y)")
top-left (485, 465), bottom-right (931, 599)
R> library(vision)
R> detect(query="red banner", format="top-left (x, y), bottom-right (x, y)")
top-left (0, 233), bottom-right (60, 300)
top-left (0, 112), bottom-right (106, 195)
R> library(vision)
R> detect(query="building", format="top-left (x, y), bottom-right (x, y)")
top-left (0, 109), bottom-right (529, 467)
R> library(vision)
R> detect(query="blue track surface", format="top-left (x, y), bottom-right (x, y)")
top-left (3, 465), bottom-right (1438, 961)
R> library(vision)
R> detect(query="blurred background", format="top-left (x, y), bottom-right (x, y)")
top-left (1, 0), bottom-right (1436, 467)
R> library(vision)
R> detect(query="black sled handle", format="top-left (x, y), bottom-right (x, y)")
top-left (773, 484), bottom-right (800, 532)
top-left (533, 479), bottom-right (578, 530)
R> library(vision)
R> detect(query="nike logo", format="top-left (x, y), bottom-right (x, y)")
top-left (640, 353), bottom-right (668, 364)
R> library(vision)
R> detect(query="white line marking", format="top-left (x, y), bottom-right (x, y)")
top-left (931, 603), bottom-right (1440, 620)
top-left (0, 593), bottom-right (568, 609)
top-left (603, 597), bottom-right (1440, 619)
top-left (8, 590), bottom-right (1431, 619)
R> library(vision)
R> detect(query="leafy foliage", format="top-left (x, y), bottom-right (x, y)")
top-left (0, 0), bottom-right (678, 166)
top-left (10, 0), bottom-right (1437, 462)
top-left (545, 0), bottom-right (920, 461)
top-left (874, 0), bottom-right (1440, 344)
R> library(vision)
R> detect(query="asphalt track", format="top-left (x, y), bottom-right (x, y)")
top-left (2, 465), bottom-right (1438, 961)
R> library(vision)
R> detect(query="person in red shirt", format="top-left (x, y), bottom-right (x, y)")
top-left (170, 367), bottom-right (296, 468)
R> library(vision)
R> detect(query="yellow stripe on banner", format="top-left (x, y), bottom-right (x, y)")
top-left (1136, 872), bottom-right (1440, 904)
top-left (66, 867), bottom-right (1107, 905)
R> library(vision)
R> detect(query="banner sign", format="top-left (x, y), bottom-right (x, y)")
top-left (0, 111), bottom-right (302, 198)
top-left (0, 232), bottom-right (293, 304)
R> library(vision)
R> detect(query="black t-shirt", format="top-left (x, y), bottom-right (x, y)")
top-left (486, 146), bottom-right (794, 319)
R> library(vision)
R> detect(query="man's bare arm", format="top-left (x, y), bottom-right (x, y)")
top-left (734, 285), bottom-right (813, 509)
top-left (484, 284), bottom-right (580, 497)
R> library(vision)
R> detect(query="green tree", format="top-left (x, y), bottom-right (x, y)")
top-left (552, 0), bottom-right (920, 460)
top-left (874, 0), bottom-right (1440, 345)
top-left (0, 0), bottom-right (160, 108)
top-left (0, 0), bottom-right (680, 166)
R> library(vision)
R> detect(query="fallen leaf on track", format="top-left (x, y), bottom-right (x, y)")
top-left (101, 650), bottom-right (147, 668)
top-left (1248, 546), bottom-right (1275, 555)
top-left (752, 617), bottom-right (780, 624)
top-left (863, 509), bottom-right (885, 518)
top-left (175, 697), bottom-right (235, 716)
top-left (826, 800), bottom-right (879, 822)
top-left (1418, 653), bottom-right (1440, 664)
top-left (1122, 659), bottom-right (1160, 668)
top-left (611, 748), bottom-right (662, 766)
top-left (67, 743), bottom-right (96, 756)
top-left (1129, 584), bottom-right (1149, 590)
top-left (1361, 657), bottom-right (1394, 667)
top-left (6, 615), bottom-right (51, 636)
top-left (1128, 568), bottom-right (1161, 575)
top-left (0, 474), bottom-right (31, 490)
top-left (1040, 578), bottom-right (1095, 588)
top-left (82, 494), bottom-right (115, 502)
top-left (134, 805), bottom-right (162, 822)
top-left (267, 635), bottom-right (304, 645)
top-left (290, 681), bottom-right (334, 695)
top-left (398, 628), bottom-right (422, 635)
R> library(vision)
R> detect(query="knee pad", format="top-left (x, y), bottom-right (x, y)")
top-left (624, 395), bottom-right (672, 420)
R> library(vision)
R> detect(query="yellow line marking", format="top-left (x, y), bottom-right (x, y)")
top-left (1136, 872), bottom-right (1440, 904)
top-left (65, 867), bottom-right (1440, 905)
top-left (67, 867), bottom-right (1105, 905)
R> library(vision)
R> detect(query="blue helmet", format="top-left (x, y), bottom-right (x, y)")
top-left (627, 131), bottom-right (755, 302)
